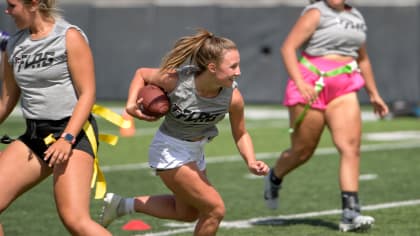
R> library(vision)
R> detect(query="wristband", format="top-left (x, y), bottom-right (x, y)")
top-left (61, 132), bottom-right (76, 144)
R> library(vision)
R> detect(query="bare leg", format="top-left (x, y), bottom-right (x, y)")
top-left (326, 93), bottom-right (374, 231)
top-left (273, 105), bottom-right (325, 178)
top-left (0, 141), bottom-right (52, 229)
top-left (326, 93), bottom-right (361, 192)
top-left (264, 105), bottom-right (326, 210)
top-left (134, 163), bottom-right (225, 236)
top-left (54, 150), bottom-right (111, 236)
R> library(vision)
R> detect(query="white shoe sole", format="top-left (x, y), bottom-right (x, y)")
top-left (339, 215), bottom-right (375, 232)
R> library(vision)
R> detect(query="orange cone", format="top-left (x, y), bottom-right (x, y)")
top-left (120, 111), bottom-right (136, 137)
top-left (122, 219), bottom-right (151, 231)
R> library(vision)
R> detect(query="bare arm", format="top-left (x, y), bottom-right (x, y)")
top-left (357, 44), bottom-right (389, 117)
top-left (44, 28), bottom-right (96, 166)
top-left (229, 88), bottom-right (269, 176)
top-left (280, 9), bottom-right (320, 102)
top-left (0, 51), bottom-right (20, 124)
top-left (64, 28), bottom-right (96, 136)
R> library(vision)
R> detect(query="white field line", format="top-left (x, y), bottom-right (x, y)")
top-left (363, 131), bottom-right (420, 141)
top-left (101, 141), bottom-right (420, 173)
top-left (135, 199), bottom-right (420, 236)
top-left (97, 109), bottom-right (381, 136)
top-left (244, 173), bottom-right (378, 181)
top-left (8, 107), bottom-right (381, 121)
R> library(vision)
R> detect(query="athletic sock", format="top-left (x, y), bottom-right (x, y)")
top-left (341, 191), bottom-right (361, 223)
top-left (341, 191), bottom-right (361, 212)
top-left (117, 197), bottom-right (135, 216)
top-left (269, 168), bottom-right (282, 185)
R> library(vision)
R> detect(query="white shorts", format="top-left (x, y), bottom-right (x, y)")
top-left (149, 130), bottom-right (208, 171)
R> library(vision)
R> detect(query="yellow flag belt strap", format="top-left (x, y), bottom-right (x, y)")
top-left (43, 104), bottom-right (129, 199)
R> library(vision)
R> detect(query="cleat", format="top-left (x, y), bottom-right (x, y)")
top-left (263, 170), bottom-right (281, 210)
top-left (339, 212), bottom-right (375, 232)
top-left (100, 193), bottom-right (123, 228)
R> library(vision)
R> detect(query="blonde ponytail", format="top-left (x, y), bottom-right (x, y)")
top-left (160, 28), bottom-right (237, 73)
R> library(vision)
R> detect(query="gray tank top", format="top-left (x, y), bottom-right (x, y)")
top-left (6, 19), bottom-right (88, 120)
top-left (159, 67), bottom-right (237, 141)
top-left (302, 1), bottom-right (367, 58)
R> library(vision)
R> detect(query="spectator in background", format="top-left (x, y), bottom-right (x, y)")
top-left (0, 0), bottom-right (111, 235)
top-left (100, 28), bottom-right (269, 236)
top-left (264, 0), bottom-right (388, 232)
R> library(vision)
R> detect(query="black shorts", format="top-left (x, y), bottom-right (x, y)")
top-left (18, 115), bottom-right (99, 163)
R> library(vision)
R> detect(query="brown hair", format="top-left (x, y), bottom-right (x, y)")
top-left (160, 28), bottom-right (237, 72)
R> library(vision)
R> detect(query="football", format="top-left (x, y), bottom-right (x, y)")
top-left (137, 84), bottom-right (170, 118)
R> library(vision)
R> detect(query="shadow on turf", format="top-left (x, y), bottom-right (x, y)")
top-left (251, 218), bottom-right (337, 230)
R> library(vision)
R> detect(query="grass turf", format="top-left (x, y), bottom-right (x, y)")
top-left (0, 104), bottom-right (419, 235)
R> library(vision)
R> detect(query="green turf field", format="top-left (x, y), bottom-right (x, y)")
top-left (1, 104), bottom-right (419, 236)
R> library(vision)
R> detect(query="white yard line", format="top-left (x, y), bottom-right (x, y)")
top-left (101, 141), bottom-right (420, 173)
top-left (363, 131), bottom-right (420, 141)
top-left (135, 199), bottom-right (420, 236)
top-left (245, 173), bottom-right (378, 181)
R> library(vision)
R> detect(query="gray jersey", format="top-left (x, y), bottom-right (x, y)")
top-left (6, 19), bottom-right (88, 120)
top-left (159, 68), bottom-right (236, 141)
top-left (302, 1), bottom-right (367, 58)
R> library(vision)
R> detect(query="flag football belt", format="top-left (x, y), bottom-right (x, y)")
top-left (43, 104), bottom-right (132, 199)
top-left (288, 57), bottom-right (359, 133)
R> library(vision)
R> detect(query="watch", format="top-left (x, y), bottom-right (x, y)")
top-left (61, 132), bottom-right (76, 145)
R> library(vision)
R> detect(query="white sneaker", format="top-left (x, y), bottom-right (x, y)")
top-left (339, 214), bottom-right (375, 232)
top-left (263, 171), bottom-right (281, 210)
top-left (100, 193), bottom-right (123, 228)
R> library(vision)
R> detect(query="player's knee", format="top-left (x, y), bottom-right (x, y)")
top-left (334, 136), bottom-right (360, 152)
top-left (207, 202), bottom-right (226, 222)
top-left (336, 143), bottom-right (360, 158)
top-left (299, 150), bottom-right (315, 162)
top-left (60, 213), bottom-right (91, 234)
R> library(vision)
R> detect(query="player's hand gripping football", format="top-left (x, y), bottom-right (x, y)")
top-left (126, 97), bottom-right (160, 122)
